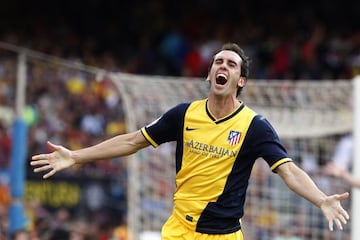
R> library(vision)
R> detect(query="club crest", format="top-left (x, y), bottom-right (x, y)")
top-left (228, 130), bottom-right (241, 146)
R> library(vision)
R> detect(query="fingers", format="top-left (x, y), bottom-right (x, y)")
top-left (328, 220), bottom-right (334, 231)
top-left (30, 155), bottom-right (51, 170)
top-left (33, 164), bottom-right (53, 173)
top-left (47, 141), bottom-right (60, 151)
top-left (337, 213), bottom-right (348, 226)
top-left (337, 192), bottom-right (350, 201)
top-left (30, 143), bottom-right (62, 179)
top-left (31, 154), bottom-right (49, 161)
top-left (328, 217), bottom-right (345, 231)
top-left (30, 160), bottom-right (56, 179)
top-left (43, 169), bottom-right (57, 179)
top-left (341, 209), bottom-right (350, 221)
top-left (326, 198), bottom-right (350, 231)
top-left (323, 192), bottom-right (350, 231)
top-left (30, 152), bottom-right (54, 177)
top-left (335, 218), bottom-right (343, 230)
top-left (30, 159), bottom-right (48, 166)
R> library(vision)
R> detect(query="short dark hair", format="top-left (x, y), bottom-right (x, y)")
top-left (208, 43), bottom-right (251, 96)
top-left (221, 43), bottom-right (250, 79)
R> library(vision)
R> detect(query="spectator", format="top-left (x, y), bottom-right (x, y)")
top-left (324, 134), bottom-right (360, 188)
top-left (332, 168), bottom-right (360, 188)
top-left (10, 229), bottom-right (31, 240)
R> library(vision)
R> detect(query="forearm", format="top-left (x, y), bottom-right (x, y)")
top-left (72, 130), bottom-right (149, 164)
top-left (277, 162), bottom-right (350, 231)
top-left (277, 162), bottom-right (327, 207)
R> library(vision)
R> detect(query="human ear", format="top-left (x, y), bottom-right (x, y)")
top-left (238, 77), bottom-right (246, 87)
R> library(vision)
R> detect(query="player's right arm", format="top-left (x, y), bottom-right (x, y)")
top-left (31, 130), bottom-right (149, 179)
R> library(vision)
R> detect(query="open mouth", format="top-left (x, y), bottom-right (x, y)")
top-left (216, 73), bottom-right (227, 85)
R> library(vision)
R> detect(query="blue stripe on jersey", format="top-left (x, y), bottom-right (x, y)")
top-left (143, 102), bottom-right (190, 173)
top-left (196, 115), bottom-right (291, 233)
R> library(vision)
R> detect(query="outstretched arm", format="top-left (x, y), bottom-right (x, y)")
top-left (276, 162), bottom-right (350, 231)
top-left (31, 130), bottom-right (150, 179)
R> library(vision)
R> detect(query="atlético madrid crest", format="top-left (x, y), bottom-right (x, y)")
top-left (228, 130), bottom-right (241, 146)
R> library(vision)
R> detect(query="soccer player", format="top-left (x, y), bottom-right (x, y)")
top-left (31, 43), bottom-right (350, 239)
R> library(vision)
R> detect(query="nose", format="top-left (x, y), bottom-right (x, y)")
top-left (218, 61), bottom-right (227, 69)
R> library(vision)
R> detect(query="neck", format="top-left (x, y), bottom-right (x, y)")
top-left (207, 96), bottom-right (241, 119)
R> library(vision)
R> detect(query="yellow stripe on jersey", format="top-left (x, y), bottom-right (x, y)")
top-left (270, 157), bottom-right (292, 171)
top-left (141, 127), bottom-right (159, 147)
top-left (173, 99), bottom-right (257, 231)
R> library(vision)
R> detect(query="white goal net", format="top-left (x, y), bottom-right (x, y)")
top-left (111, 73), bottom-right (353, 240)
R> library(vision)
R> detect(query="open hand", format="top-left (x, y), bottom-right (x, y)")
top-left (320, 192), bottom-right (350, 231)
top-left (30, 141), bottom-right (75, 179)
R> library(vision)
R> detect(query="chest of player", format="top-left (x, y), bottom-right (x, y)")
top-left (183, 120), bottom-right (244, 160)
top-left (185, 106), bottom-right (257, 158)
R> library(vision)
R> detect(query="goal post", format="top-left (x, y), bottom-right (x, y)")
top-left (9, 51), bottom-right (29, 234)
top-left (352, 75), bottom-right (360, 240)
top-left (110, 73), bottom-right (353, 240)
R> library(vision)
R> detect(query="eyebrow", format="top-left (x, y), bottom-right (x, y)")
top-left (215, 57), bottom-right (239, 66)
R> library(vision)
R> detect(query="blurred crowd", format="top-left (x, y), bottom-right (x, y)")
top-left (1, 0), bottom-right (360, 80)
top-left (0, 56), bottom-right (128, 239)
top-left (0, 0), bottom-right (359, 239)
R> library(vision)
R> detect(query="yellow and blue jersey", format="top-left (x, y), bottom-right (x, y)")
top-left (141, 99), bottom-right (292, 234)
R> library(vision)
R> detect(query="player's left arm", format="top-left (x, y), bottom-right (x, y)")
top-left (276, 162), bottom-right (350, 231)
